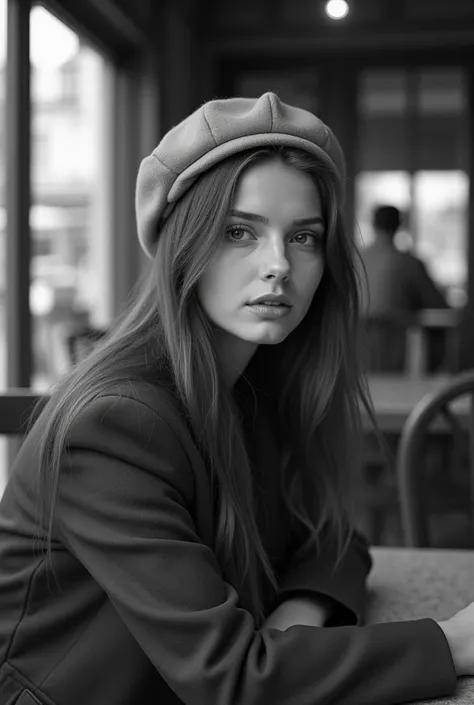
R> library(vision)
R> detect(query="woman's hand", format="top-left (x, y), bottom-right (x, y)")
top-left (438, 601), bottom-right (474, 675)
top-left (262, 595), bottom-right (333, 631)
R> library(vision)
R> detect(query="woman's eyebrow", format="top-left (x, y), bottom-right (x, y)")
top-left (230, 209), bottom-right (325, 226)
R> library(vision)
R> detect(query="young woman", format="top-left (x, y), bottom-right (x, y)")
top-left (0, 92), bottom-right (472, 705)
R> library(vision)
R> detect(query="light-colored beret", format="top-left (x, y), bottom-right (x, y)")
top-left (136, 92), bottom-right (346, 259)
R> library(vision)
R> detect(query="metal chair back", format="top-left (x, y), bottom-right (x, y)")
top-left (397, 370), bottom-right (474, 546)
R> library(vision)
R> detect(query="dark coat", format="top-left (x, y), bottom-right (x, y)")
top-left (0, 376), bottom-right (456, 705)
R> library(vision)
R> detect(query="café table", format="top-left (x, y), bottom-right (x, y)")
top-left (364, 374), bottom-right (470, 434)
top-left (367, 546), bottom-right (474, 703)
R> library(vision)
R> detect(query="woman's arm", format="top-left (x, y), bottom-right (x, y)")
top-left (277, 526), bottom-right (372, 627)
top-left (263, 593), bottom-right (334, 630)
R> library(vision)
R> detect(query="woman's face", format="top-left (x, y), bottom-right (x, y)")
top-left (197, 158), bottom-right (326, 378)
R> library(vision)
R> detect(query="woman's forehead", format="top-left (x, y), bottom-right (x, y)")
top-left (232, 161), bottom-right (323, 220)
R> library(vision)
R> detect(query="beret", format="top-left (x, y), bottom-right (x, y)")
top-left (135, 92), bottom-right (346, 259)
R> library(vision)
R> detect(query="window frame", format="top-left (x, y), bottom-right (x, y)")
top-left (4, 0), bottom-right (159, 388)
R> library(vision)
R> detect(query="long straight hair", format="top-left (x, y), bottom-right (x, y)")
top-left (33, 146), bottom-right (375, 628)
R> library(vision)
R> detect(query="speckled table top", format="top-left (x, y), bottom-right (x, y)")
top-left (367, 547), bottom-right (474, 704)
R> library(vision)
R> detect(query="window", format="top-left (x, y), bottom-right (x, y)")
top-left (355, 67), bottom-right (469, 306)
top-left (0, 1), bottom-right (145, 498)
top-left (355, 171), bottom-right (412, 249)
top-left (30, 6), bottom-right (113, 389)
top-left (414, 171), bottom-right (468, 305)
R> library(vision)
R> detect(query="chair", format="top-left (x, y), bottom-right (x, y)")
top-left (0, 389), bottom-right (47, 436)
top-left (0, 390), bottom-right (49, 488)
top-left (358, 312), bottom-right (424, 543)
top-left (417, 308), bottom-right (463, 374)
top-left (396, 370), bottom-right (474, 547)
top-left (360, 310), bottom-right (458, 377)
top-left (360, 313), bottom-right (414, 374)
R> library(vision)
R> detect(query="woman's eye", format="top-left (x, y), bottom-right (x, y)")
top-left (226, 225), bottom-right (253, 242)
top-left (292, 231), bottom-right (323, 247)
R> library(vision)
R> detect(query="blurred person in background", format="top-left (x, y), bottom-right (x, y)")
top-left (361, 205), bottom-right (448, 315)
top-left (360, 204), bottom-right (449, 372)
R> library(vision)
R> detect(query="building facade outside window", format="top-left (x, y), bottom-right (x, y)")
top-left (30, 6), bottom-right (113, 390)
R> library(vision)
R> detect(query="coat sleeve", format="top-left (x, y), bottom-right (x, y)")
top-left (55, 394), bottom-right (457, 705)
top-left (277, 522), bottom-right (373, 626)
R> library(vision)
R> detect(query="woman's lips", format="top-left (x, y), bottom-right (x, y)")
top-left (246, 303), bottom-right (292, 318)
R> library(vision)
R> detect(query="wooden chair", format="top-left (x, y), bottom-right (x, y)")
top-left (396, 369), bottom-right (474, 547)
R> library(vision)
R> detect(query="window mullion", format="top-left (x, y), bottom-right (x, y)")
top-left (6, 0), bottom-right (32, 387)
top-left (406, 68), bottom-right (419, 247)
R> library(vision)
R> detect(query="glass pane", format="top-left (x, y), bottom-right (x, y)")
top-left (415, 68), bottom-right (468, 172)
top-left (30, 6), bottom-right (112, 391)
top-left (355, 171), bottom-right (411, 249)
top-left (417, 69), bottom-right (466, 115)
top-left (359, 71), bottom-right (408, 115)
top-left (414, 171), bottom-right (468, 306)
top-left (235, 70), bottom-right (319, 114)
top-left (357, 69), bottom-right (409, 173)
top-left (356, 66), bottom-right (470, 305)
top-left (413, 68), bottom-right (469, 303)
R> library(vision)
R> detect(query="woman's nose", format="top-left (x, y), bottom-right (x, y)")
top-left (259, 240), bottom-right (291, 282)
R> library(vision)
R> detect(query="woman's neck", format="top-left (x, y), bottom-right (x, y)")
top-left (213, 328), bottom-right (258, 388)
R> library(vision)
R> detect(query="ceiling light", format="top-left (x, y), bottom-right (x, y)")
top-left (325, 0), bottom-right (350, 20)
